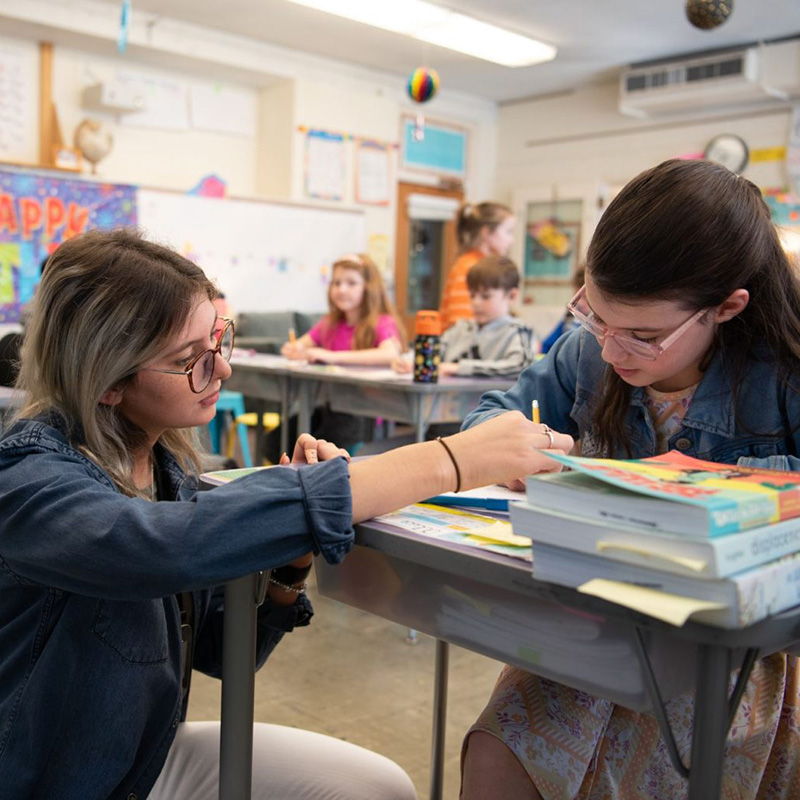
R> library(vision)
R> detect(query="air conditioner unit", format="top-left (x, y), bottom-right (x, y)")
top-left (619, 40), bottom-right (800, 117)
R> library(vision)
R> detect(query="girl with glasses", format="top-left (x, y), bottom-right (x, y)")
top-left (460, 159), bottom-right (800, 799)
top-left (0, 228), bottom-right (569, 800)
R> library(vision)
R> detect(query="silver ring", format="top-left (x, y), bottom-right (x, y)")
top-left (541, 425), bottom-right (555, 449)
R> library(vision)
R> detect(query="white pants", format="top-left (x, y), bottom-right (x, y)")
top-left (149, 721), bottom-right (418, 800)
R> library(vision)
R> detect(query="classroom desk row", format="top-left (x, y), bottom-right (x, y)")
top-left (225, 352), bottom-right (515, 454)
top-left (219, 514), bottom-right (800, 800)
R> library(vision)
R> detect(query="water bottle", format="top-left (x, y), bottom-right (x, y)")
top-left (413, 310), bottom-right (441, 383)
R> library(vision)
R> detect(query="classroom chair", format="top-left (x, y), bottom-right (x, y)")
top-left (207, 390), bottom-right (253, 468)
top-left (225, 411), bottom-right (281, 465)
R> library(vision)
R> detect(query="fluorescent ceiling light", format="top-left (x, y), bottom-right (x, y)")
top-left (286, 0), bottom-right (557, 68)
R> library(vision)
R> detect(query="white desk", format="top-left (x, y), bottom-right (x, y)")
top-left (225, 356), bottom-right (514, 454)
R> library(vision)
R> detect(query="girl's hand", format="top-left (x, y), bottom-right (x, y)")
top-left (445, 412), bottom-right (573, 492)
top-left (438, 362), bottom-right (459, 377)
top-left (304, 347), bottom-right (331, 364)
top-left (391, 354), bottom-right (413, 373)
top-left (281, 341), bottom-right (305, 360)
top-left (280, 433), bottom-right (350, 465)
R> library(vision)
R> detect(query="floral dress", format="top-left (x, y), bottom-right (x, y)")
top-left (463, 384), bottom-right (800, 799)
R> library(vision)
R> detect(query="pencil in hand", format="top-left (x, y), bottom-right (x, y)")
top-left (531, 399), bottom-right (541, 425)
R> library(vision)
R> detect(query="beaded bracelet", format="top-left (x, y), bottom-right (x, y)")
top-left (435, 436), bottom-right (462, 493)
top-left (269, 578), bottom-right (307, 595)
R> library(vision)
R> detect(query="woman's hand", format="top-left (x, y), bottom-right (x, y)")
top-left (438, 362), bottom-right (459, 377)
top-left (279, 433), bottom-right (350, 465)
top-left (445, 412), bottom-right (573, 492)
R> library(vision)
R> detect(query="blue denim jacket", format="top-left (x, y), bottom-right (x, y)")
top-left (0, 414), bottom-right (354, 799)
top-left (463, 327), bottom-right (800, 470)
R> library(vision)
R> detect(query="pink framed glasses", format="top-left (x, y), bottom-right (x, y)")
top-left (567, 286), bottom-right (708, 360)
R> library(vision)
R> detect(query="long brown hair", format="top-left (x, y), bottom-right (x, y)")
top-left (15, 229), bottom-right (217, 496)
top-left (587, 159), bottom-right (800, 455)
top-left (456, 201), bottom-right (513, 252)
top-left (325, 253), bottom-right (406, 349)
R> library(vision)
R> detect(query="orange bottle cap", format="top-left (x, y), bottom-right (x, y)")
top-left (415, 310), bottom-right (441, 336)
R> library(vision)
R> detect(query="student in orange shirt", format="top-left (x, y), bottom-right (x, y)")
top-left (440, 202), bottom-right (516, 330)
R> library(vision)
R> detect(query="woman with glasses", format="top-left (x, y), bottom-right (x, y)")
top-left (0, 228), bottom-right (569, 800)
top-left (460, 159), bottom-right (800, 800)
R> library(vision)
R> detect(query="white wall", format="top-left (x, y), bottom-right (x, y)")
top-left (0, 0), bottom-right (498, 284)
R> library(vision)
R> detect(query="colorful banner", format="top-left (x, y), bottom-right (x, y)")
top-left (0, 170), bottom-right (137, 322)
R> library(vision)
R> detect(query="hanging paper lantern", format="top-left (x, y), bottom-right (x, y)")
top-left (685, 0), bottom-right (734, 30)
top-left (407, 67), bottom-right (440, 104)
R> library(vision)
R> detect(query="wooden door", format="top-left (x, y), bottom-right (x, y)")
top-left (394, 182), bottom-right (463, 342)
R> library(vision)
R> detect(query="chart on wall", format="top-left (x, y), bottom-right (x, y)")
top-left (137, 189), bottom-right (365, 314)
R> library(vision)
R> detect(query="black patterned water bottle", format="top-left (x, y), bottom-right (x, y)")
top-left (413, 310), bottom-right (441, 383)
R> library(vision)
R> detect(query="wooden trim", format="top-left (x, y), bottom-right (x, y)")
top-left (39, 42), bottom-right (54, 167)
top-left (394, 181), bottom-right (463, 339)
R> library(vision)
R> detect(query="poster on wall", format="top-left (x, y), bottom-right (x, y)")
top-left (0, 170), bottom-right (137, 323)
top-left (355, 139), bottom-right (390, 206)
top-left (522, 198), bottom-right (582, 283)
top-left (304, 129), bottom-right (346, 201)
top-left (401, 116), bottom-right (467, 179)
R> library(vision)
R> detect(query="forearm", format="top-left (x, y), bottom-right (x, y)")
top-left (349, 439), bottom-right (455, 522)
top-left (326, 342), bottom-right (400, 366)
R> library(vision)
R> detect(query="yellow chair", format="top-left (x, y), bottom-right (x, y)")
top-left (225, 412), bottom-right (281, 465)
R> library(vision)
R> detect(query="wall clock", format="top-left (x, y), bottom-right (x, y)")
top-left (704, 134), bottom-right (749, 173)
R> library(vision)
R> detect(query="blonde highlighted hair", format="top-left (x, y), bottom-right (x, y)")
top-left (326, 253), bottom-right (407, 349)
top-left (15, 228), bottom-right (217, 497)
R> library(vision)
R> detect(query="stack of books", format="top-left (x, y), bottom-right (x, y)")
top-left (510, 451), bottom-right (800, 628)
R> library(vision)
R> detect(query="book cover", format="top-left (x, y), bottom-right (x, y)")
top-left (510, 500), bottom-right (800, 578)
top-left (529, 451), bottom-right (800, 537)
top-left (532, 541), bottom-right (800, 628)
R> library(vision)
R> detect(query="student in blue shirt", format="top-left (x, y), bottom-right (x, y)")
top-left (460, 159), bottom-right (800, 799)
top-left (0, 228), bottom-right (569, 800)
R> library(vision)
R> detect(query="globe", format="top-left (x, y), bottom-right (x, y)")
top-left (74, 118), bottom-right (114, 174)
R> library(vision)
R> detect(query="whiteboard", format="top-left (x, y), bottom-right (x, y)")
top-left (136, 189), bottom-right (366, 314)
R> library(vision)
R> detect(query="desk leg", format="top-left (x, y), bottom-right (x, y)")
top-left (688, 644), bottom-right (730, 800)
top-left (429, 639), bottom-right (449, 800)
top-left (220, 575), bottom-right (258, 800)
top-left (298, 381), bottom-right (314, 438)
top-left (414, 395), bottom-right (426, 443)
top-left (279, 377), bottom-right (290, 458)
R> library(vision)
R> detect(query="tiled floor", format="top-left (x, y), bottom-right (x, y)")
top-left (187, 570), bottom-right (504, 799)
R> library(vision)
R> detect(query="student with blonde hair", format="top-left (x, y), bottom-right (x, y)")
top-left (282, 252), bottom-right (405, 365)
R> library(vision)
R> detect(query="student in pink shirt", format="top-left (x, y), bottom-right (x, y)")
top-left (282, 253), bottom-right (406, 365)
top-left (281, 253), bottom-right (407, 451)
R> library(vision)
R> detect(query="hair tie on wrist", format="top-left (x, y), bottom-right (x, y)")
top-left (435, 436), bottom-right (462, 493)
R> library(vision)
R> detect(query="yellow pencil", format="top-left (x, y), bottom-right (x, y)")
top-left (288, 327), bottom-right (296, 345)
top-left (531, 399), bottom-right (540, 425)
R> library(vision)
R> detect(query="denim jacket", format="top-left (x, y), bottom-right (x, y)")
top-left (0, 414), bottom-right (354, 800)
top-left (463, 327), bottom-right (800, 470)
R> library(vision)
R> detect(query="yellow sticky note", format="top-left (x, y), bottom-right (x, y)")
top-left (577, 578), bottom-right (726, 627)
top-left (467, 521), bottom-right (532, 547)
top-left (595, 541), bottom-right (707, 573)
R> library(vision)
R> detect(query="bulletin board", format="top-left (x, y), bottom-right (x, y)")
top-left (137, 189), bottom-right (366, 314)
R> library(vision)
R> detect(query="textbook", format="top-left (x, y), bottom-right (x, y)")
top-left (509, 500), bottom-right (800, 579)
top-left (527, 451), bottom-right (800, 538)
top-left (531, 541), bottom-right (800, 629)
top-left (425, 484), bottom-right (523, 511)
